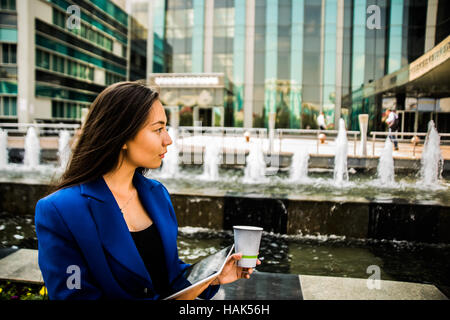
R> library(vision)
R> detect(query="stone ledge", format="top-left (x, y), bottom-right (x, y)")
top-left (299, 274), bottom-right (448, 300)
top-left (0, 249), bottom-right (447, 300)
top-left (0, 249), bottom-right (43, 284)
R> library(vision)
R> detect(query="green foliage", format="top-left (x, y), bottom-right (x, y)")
top-left (0, 280), bottom-right (48, 300)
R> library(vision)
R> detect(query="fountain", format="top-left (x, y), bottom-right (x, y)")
top-left (158, 127), bottom-right (180, 178)
top-left (0, 124), bottom-right (448, 243)
top-left (23, 127), bottom-right (40, 168)
top-left (419, 120), bottom-right (444, 185)
top-left (243, 140), bottom-right (268, 184)
top-left (377, 137), bottom-right (395, 186)
top-left (0, 129), bottom-right (7, 168)
top-left (199, 137), bottom-right (222, 181)
top-left (333, 119), bottom-right (349, 184)
top-left (1, 121), bottom-right (450, 298)
top-left (58, 130), bottom-right (71, 171)
top-left (289, 147), bottom-right (310, 182)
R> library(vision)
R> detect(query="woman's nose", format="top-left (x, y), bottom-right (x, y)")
top-left (163, 131), bottom-right (172, 146)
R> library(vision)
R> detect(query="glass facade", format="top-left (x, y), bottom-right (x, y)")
top-left (213, 0), bottom-right (235, 126)
top-left (165, 0), bottom-right (194, 73)
top-left (7, 0), bottom-right (449, 129)
top-left (322, 0), bottom-right (337, 129)
top-left (149, 0), bottom-right (449, 132)
top-left (252, 1), bottom-right (266, 127)
top-left (233, 0), bottom-right (245, 126)
top-left (31, 0), bottom-right (129, 122)
top-left (436, 0), bottom-right (450, 44)
top-left (289, 0), bottom-right (303, 129)
top-left (192, 0), bottom-right (205, 73)
top-left (129, 16), bottom-right (147, 81)
top-left (387, 0), bottom-right (404, 73)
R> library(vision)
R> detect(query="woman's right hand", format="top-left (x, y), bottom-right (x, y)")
top-left (174, 279), bottom-right (215, 300)
top-left (212, 253), bottom-right (261, 285)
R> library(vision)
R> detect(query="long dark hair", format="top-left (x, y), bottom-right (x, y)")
top-left (49, 81), bottom-right (159, 193)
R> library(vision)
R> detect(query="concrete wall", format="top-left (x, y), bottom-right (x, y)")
top-left (1, 182), bottom-right (449, 244)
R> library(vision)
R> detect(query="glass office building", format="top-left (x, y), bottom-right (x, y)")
top-left (0, 0), bottom-right (18, 122)
top-left (4, 0), bottom-right (449, 132)
top-left (145, 0), bottom-right (450, 132)
top-left (2, 0), bottom-right (161, 124)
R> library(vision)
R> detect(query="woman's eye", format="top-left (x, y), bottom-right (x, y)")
top-left (157, 127), bottom-right (164, 133)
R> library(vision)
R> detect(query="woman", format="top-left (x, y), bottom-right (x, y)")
top-left (35, 81), bottom-right (258, 300)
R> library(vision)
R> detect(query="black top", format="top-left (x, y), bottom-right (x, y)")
top-left (130, 223), bottom-right (170, 297)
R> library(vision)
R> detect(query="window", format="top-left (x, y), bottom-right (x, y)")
top-left (79, 64), bottom-right (86, 79)
top-left (52, 100), bottom-right (83, 119)
top-left (57, 55), bottom-right (65, 73)
top-left (36, 49), bottom-right (50, 69)
top-left (87, 67), bottom-right (94, 81)
top-left (9, 44), bottom-right (16, 63)
top-left (1, 96), bottom-right (17, 116)
top-left (2, 44), bottom-right (9, 64)
top-left (70, 60), bottom-right (77, 77)
top-left (52, 100), bottom-right (64, 118)
top-left (1, 43), bottom-right (16, 64)
top-left (66, 60), bottom-right (72, 75)
top-left (36, 48), bottom-right (101, 81)
top-left (81, 24), bottom-right (87, 38)
top-left (53, 8), bottom-right (66, 28)
top-left (105, 71), bottom-right (125, 85)
top-left (105, 38), bottom-right (112, 51)
top-left (51, 55), bottom-right (59, 72)
top-left (0, 0), bottom-right (16, 11)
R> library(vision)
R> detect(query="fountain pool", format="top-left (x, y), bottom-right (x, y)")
top-left (149, 166), bottom-right (450, 205)
top-left (1, 214), bottom-right (449, 298)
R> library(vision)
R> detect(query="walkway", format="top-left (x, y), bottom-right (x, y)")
top-left (0, 249), bottom-right (447, 300)
top-left (6, 135), bottom-right (450, 160)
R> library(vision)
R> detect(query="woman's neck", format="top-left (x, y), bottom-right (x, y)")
top-left (103, 162), bottom-right (136, 196)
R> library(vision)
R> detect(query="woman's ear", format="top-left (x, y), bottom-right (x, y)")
top-left (122, 143), bottom-right (128, 150)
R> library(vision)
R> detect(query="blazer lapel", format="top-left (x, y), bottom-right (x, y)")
top-left (80, 175), bottom-right (152, 286)
top-left (133, 174), bottom-right (178, 282)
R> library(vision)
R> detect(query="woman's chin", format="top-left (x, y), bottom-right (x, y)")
top-left (147, 160), bottom-right (162, 169)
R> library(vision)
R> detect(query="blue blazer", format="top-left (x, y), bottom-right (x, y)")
top-left (35, 171), bottom-right (219, 300)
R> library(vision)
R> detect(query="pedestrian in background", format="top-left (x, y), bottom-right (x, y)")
top-left (385, 108), bottom-right (399, 151)
top-left (317, 111), bottom-right (326, 130)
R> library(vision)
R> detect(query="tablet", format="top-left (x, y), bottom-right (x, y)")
top-left (163, 244), bottom-right (234, 300)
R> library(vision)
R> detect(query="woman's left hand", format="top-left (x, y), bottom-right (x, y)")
top-left (212, 253), bottom-right (261, 285)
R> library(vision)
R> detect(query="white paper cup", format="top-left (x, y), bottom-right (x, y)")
top-left (233, 226), bottom-right (263, 268)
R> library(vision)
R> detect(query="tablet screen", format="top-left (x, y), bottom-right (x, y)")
top-left (184, 244), bottom-right (233, 284)
top-left (163, 244), bottom-right (234, 299)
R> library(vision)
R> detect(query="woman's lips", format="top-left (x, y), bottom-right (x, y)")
top-left (159, 152), bottom-right (166, 158)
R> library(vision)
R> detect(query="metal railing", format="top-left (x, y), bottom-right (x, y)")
top-left (0, 123), bottom-right (80, 136)
top-left (176, 127), bottom-right (268, 164)
top-left (276, 128), bottom-right (361, 156)
top-left (175, 126), bottom-right (361, 156)
top-left (370, 131), bottom-right (450, 157)
top-left (2, 123), bottom-right (448, 159)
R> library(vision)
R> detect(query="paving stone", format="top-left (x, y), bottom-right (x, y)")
top-left (0, 249), bottom-right (43, 284)
top-left (299, 274), bottom-right (448, 300)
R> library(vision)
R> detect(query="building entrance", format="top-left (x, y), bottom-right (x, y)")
top-left (199, 108), bottom-right (212, 127)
